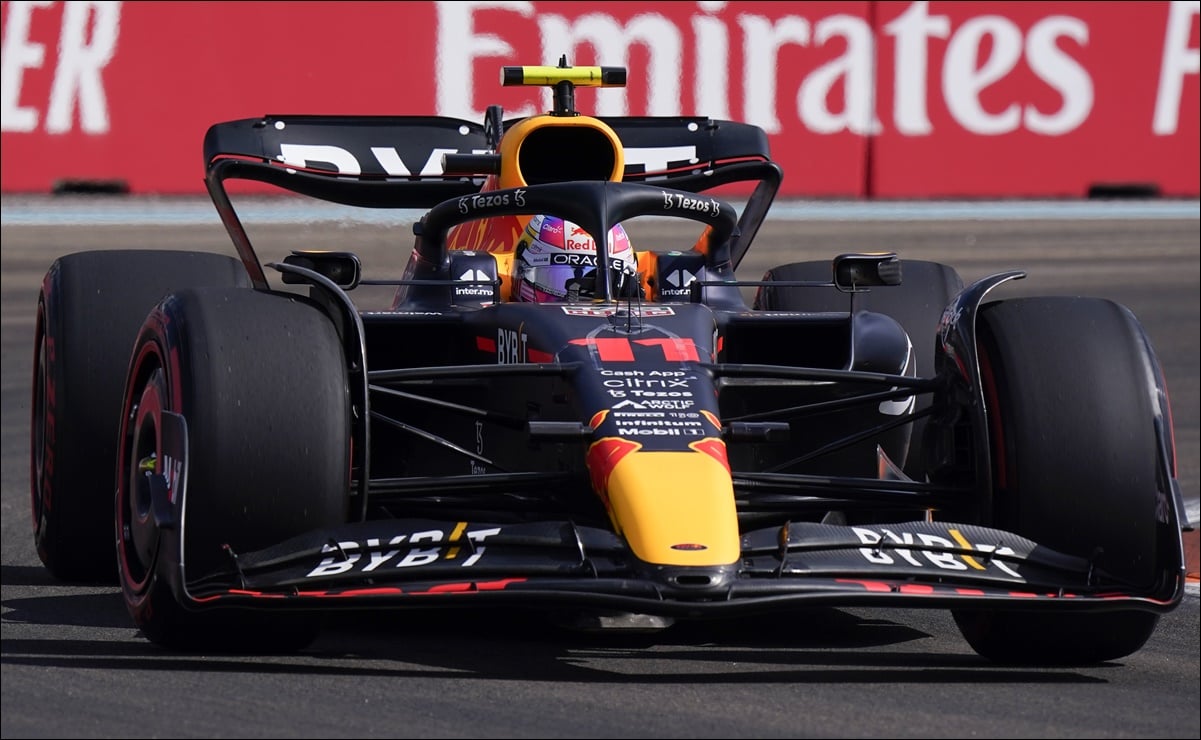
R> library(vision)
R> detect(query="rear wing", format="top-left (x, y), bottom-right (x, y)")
top-left (203, 114), bottom-right (782, 285)
top-left (203, 116), bottom-right (489, 208)
top-left (203, 114), bottom-right (776, 203)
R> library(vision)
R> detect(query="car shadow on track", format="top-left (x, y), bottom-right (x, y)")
top-left (0, 582), bottom-right (1116, 684)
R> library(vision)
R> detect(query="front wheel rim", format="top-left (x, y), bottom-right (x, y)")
top-left (118, 366), bottom-right (167, 596)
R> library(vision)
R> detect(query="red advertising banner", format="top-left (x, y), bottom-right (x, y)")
top-left (871, 1), bottom-right (1200, 197)
top-left (1, 1), bottom-right (1197, 197)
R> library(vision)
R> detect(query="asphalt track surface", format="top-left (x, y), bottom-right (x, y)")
top-left (1, 199), bottom-right (1198, 738)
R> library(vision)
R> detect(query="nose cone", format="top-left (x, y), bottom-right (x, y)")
top-left (591, 445), bottom-right (740, 566)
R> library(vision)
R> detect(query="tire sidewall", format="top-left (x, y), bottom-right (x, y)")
top-left (116, 286), bottom-right (350, 649)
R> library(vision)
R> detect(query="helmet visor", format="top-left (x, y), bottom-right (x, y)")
top-left (520, 264), bottom-right (598, 302)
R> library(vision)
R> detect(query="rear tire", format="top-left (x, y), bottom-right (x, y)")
top-left (31, 250), bottom-right (249, 583)
top-left (952, 296), bottom-right (1165, 664)
top-left (117, 287), bottom-right (350, 651)
top-left (754, 259), bottom-right (962, 476)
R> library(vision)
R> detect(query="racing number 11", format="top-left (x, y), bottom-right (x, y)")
top-left (569, 337), bottom-right (701, 362)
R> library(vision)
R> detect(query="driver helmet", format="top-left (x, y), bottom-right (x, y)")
top-left (513, 214), bottom-right (638, 302)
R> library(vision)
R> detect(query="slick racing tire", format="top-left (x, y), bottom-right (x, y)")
top-left (31, 250), bottom-right (250, 583)
top-left (953, 296), bottom-right (1167, 665)
top-left (117, 287), bottom-right (350, 651)
top-left (753, 259), bottom-right (963, 477)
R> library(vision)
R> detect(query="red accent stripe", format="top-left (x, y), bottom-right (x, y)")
top-left (836, 579), bottom-right (892, 592)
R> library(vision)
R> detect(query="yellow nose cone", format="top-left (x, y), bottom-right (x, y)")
top-left (603, 449), bottom-right (740, 566)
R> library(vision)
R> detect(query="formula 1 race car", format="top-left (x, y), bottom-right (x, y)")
top-left (31, 61), bottom-right (1190, 664)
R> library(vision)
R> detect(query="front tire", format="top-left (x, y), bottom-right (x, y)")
top-left (117, 287), bottom-right (350, 651)
top-left (953, 296), bottom-right (1168, 664)
top-left (31, 250), bottom-right (249, 583)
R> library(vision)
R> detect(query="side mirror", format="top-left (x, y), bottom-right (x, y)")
top-left (832, 252), bottom-right (902, 291)
top-left (281, 251), bottom-right (361, 289)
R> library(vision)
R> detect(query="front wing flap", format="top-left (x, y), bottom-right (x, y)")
top-left (179, 518), bottom-right (1184, 616)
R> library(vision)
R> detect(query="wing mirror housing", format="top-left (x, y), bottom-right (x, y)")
top-left (833, 252), bottom-right (902, 292)
top-left (281, 251), bottom-right (362, 289)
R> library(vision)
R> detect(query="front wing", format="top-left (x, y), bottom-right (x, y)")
top-left (177, 518), bottom-right (1186, 617)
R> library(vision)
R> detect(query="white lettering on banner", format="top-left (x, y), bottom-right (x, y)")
top-left (944, 16), bottom-right (1024, 135)
top-left (887, 1), bottom-right (950, 135)
top-left (435, 1), bottom-right (1107, 138)
top-left (436, 1), bottom-right (537, 124)
top-left (1023, 15), bottom-right (1092, 135)
top-left (889, 2), bottom-right (1092, 137)
top-left (693, 2), bottom-right (730, 119)
top-left (536, 12), bottom-right (681, 116)
top-left (0, 1), bottom-right (49, 132)
top-left (799, 14), bottom-right (880, 135)
top-left (1155, 0), bottom-right (1200, 135)
top-left (1, 0), bottom-right (119, 134)
top-left (739, 13), bottom-right (809, 135)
